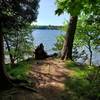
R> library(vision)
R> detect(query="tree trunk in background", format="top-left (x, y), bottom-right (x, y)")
top-left (61, 16), bottom-right (78, 60)
top-left (0, 32), bottom-right (12, 90)
top-left (4, 35), bottom-right (15, 67)
top-left (88, 40), bottom-right (92, 66)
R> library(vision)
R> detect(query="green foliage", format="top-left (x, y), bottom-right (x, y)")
top-left (55, 0), bottom-right (99, 16)
top-left (74, 13), bottom-right (100, 65)
top-left (55, 0), bottom-right (82, 15)
top-left (5, 24), bottom-right (34, 63)
top-left (54, 12), bottom-right (100, 63)
top-left (55, 0), bottom-right (100, 60)
top-left (65, 60), bottom-right (77, 68)
top-left (63, 62), bottom-right (100, 100)
top-left (6, 61), bottom-right (32, 80)
top-left (65, 60), bottom-right (88, 78)
top-left (0, 0), bottom-right (40, 29)
top-left (53, 34), bottom-right (64, 51)
top-left (74, 14), bottom-right (100, 49)
top-left (64, 78), bottom-right (90, 100)
top-left (0, 0), bottom-right (40, 65)
top-left (53, 21), bottom-right (68, 51)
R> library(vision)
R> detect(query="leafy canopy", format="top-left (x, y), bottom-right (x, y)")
top-left (55, 0), bottom-right (98, 16)
top-left (0, 0), bottom-right (40, 31)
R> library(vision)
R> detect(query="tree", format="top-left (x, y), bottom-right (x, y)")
top-left (74, 14), bottom-right (100, 66)
top-left (53, 34), bottom-right (65, 51)
top-left (53, 12), bottom-right (100, 66)
top-left (4, 24), bottom-right (34, 67)
top-left (0, 0), bottom-right (39, 90)
top-left (55, 0), bottom-right (99, 60)
top-left (61, 16), bottom-right (78, 60)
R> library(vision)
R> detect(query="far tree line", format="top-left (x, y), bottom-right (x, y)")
top-left (32, 25), bottom-right (63, 30)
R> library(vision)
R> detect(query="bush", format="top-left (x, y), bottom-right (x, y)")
top-left (64, 62), bottom-right (100, 100)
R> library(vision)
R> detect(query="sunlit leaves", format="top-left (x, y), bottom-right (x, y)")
top-left (55, 0), bottom-right (99, 16)
top-left (55, 0), bottom-right (84, 16)
top-left (55, 8), bottom-right (64, 15)
top-left (74, 14), bottom-right (100, 49)
top-left (5, 24), bottom-right (34, 63)
top-left (53, 34), bottom-right (65, 51)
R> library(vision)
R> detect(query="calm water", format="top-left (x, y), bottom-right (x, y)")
top-left (32, 29), bottom-right (100, 66)
top-left (32, 29), bottom-right (64, 54)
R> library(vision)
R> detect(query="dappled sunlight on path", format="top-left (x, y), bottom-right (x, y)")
top-left (0, 58), bottom-right (75, 100)
top-left (28, 58), bottom-right (74, 100)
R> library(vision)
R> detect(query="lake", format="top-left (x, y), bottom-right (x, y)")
top-left (32, 29), bottom-right (64, 54)
top-left (32, 29), bottom-right (100, 66)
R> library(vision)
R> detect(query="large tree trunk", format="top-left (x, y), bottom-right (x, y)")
top-left (4, 34), bottom-right (15, 67)
top-left (61, 16), bottom-right (78, 60)
top-left (0, 32), bottom-right (12, 91)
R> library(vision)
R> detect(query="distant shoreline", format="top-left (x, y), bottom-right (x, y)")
top-left (32, 25), bottom-right (63, 30)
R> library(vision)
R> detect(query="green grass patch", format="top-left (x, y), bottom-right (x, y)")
top-left (65, 60), bottom-right (77, 68)
top-left (65, 60), bottom-right (88, 78)
top-left (6, 61), bottom-right (32, 80)
top-left (63, 60), bottom-right (100, 100)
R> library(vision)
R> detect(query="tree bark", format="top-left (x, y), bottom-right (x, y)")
top-left (61, 16), bottom-right (78, 60)
top-left (4, 34), bottom-right (15, 67)
top-left (88, 40), bottom-right (92, 66)
top-left (0, 32), bottom-right (12, 91)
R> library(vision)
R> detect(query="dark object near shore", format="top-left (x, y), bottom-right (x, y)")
top-left (34, 43), bottom-right (48, 59)
top-left (34, 43), bottom-right (58, 60)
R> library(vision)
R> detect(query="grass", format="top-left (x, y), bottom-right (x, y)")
top-left (6, 60), bottom-right (32, 80)
top-left (65, 60), bottom-right (88, 78)
top-left (63, 60), bottom-right (100, 100)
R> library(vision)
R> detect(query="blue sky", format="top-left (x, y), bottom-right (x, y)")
top-left (35, 0), bottom-right (70, 25)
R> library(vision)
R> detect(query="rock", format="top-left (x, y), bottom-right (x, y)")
top-left (34, 43), bottom-right (58, 60)
top-left (34, 43), bottom-right (48, 60)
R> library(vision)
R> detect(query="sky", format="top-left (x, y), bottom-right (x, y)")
top-left (35, 0), bottom-right (70, 25)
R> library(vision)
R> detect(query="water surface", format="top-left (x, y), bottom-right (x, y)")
top-left (32, 29), bottom-right (64, 54)
top-left (32, 29), bottom-right (100, 66)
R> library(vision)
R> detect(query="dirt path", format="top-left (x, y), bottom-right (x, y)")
top-left (0, 58), bottom-right (74, 100)
top-left (28, 58), bottom-right (74, 100)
